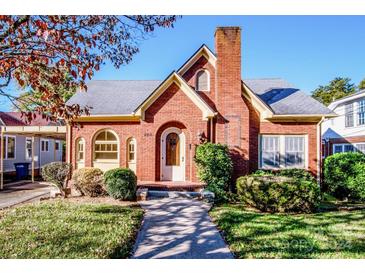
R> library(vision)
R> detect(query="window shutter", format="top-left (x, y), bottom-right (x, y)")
top-left (196, 70), bottom-right (209, 91)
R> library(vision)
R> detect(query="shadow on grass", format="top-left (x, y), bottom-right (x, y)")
top-left (212, 205), bottom-right (365, 258)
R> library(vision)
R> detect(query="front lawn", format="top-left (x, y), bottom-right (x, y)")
top-left (0, 200), bottom-right (143, 258)
top-left (210, 204), bottom-right (365, 258)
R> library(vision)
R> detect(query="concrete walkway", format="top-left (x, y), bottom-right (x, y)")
top-left (132, 198), bottom-right (233, 259)
top-left (0, 182), bottom-right (57, 209)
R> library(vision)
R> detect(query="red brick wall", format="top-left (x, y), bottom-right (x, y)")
top-left (182, 55), bottom-right (217, 111)
top-left (70, 82), bottom-right (208, 182)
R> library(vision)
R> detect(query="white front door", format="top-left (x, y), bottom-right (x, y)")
top-left (161, 127), bottom-right (185, 181)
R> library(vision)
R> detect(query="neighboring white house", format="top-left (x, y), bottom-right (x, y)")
top-left (0, 112), bottom-right (64, 176)
top-left (322, 90), bottom-right (365, 156)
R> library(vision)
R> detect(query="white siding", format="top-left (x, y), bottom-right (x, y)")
top-left (322, 95), bottom-right (365, 139)
top-left (1, 134), bottom-right (63, 172)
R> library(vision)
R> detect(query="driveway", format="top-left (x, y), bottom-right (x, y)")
top-left (0, 182), bottom-right (57, 209)
top-left (132, 197), bottom-right (233, 259)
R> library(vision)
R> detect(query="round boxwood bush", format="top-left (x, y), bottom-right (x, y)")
top-left (348, 162), bottom-right (365, 200)
top-left (324, 152), bottom-right (365, 200)
top-left (72, 167), bottom-right (106, 197)
top-left (236, 170), bottom-right (320, 213)
top-left (194, 142), bottom-right (233, 202)
top-left (104, 168), bottom-right (137, 200)
top-left (41, 162), bottom-right (72, 192)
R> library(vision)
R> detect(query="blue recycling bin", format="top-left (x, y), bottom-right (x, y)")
top-left (14, 163), bottom-right (30, 180)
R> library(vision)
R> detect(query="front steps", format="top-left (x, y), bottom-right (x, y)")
top-left (136, 188), bottom-right (214, 203)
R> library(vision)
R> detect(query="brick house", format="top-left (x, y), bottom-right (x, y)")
top-left (66, 26), bottom-right (334, 185)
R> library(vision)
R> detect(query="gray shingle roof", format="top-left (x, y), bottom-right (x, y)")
top-left (243, 78), bottom-right (333, 115)
top-left (66, 78), bottom-right (333, 116)
top-left (66, 80), bottom-right (162, 115)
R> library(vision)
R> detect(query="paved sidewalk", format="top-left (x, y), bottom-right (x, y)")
top-left (132, 198), bottom-right (233, 259)
top-left (0, 182), bottom-right (57, 209)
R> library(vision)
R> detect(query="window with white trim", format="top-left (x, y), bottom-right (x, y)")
top-left (345, 103), bottom-right (354, 127)
top-left (358, 99), bottom-right (365, 125)
top-left (41, 139), bottom-right (49, 152)
top-left (260, 136), bottom-right (280, 168)
top-left (76, 138), bottom-right (85, 161)
top-left (127, 138), bottom-right (136, 162)
top-left (356, 143), bottom-right (365, 154)
top-left (285, 136), bottom-right (305, 168)
top-left (93, 130), bottom-right (118, 161)
top-left (333, 143), bottom-right (365, 154)
top-left (333, 144), bottom-right (343, 154)
top-left (195, 70), bottom-right (210, 91)
top-left (55, 141), bottom-right (60, 151)
top-left (344, 144), bottom-right (354, 152)
top-left (260, 135), bottom-right (306, 169)
top-left (2, 135), bottom-right (16, 159)
top-left (25, 138), bottom-right (32, 160)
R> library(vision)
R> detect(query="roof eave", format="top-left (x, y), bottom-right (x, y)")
top-left (267, 113), bottom-right (338, 122)
top-left (134, 72), bottom-right (216, 121)
top-left (177, 44), bottom-right (217, 75)
top-left (74, 114), bottom-right (141, 122)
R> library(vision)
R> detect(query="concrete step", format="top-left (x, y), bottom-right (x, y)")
top-left (147, 190), bottom-right (214, 203)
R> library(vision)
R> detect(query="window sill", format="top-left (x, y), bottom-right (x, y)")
top-left (93, 160), bottom-right (118, 163)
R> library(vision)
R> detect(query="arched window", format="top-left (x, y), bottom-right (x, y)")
top-left (76, 138), bottom-right (85, 169)
top-left (76, 138), bottom-right (85, 161)
top-left (127, 138), bottom-right (137, 173)
top-left (93, 130), bottom-right (118, 161)
top-left (195, 70), bottom-right (210, 91)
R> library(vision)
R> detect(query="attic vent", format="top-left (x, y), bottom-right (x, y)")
top-left (195, 70), bottom-right (210, 92)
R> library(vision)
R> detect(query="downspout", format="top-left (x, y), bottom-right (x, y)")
top-left (0, 127), bottom-right (4, 190)
top-left (317, 117), bottom-right (325, 184)
top-left (209, 117), bottom-right (212, 142)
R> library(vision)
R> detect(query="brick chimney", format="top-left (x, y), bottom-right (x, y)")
top-left (214, 27), bottom-right (243, 146)
top-left (215, 27), bottom-right (242, 111)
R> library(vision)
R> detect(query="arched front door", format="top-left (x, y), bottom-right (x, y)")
top-left (161, 127), bottom-right (185, 181)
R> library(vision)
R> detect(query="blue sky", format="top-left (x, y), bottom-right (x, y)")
top-left (1, 15), bottom-right (365, 111)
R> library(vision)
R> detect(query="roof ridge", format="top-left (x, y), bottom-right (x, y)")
top-left (243, 77), bottom-right (284, 80)
top-left (89, 79), bottom-right (162, 82)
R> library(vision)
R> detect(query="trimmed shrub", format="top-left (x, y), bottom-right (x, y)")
top-left (275, 168), bottom-right (315, 181)
top-left (324, 152), bottom-right (365, 200)
top-left (236, 171), bottom-right (320, 213)
top-left (194, 142), bottom-right (233, 202)
top-left (104, 168), bottom-right (137, 200)
top-left (72, 168), bottom-right (106, 197)
top-left (41, 162), bottom-right (72, 192)
top-left (347, 162), bottom-right (365, 200)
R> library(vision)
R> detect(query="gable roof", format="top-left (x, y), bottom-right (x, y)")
top-left (327, 89), bottom-right (365, 110)
top-left (67, 74), bottom-right (215, 121)
top-left (134, 72), bottom-right (215, 120)
top-left (66, 45), bottom-right (334, 120)
top-left (243, 78), bottom-right (335, 117)
top-left (177, 44), bottom-right (216, 75)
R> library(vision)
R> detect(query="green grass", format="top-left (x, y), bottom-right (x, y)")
top-left (210, 204), bottom-right (365, 258)
top-left (0, 200), bottom-right (143, 259)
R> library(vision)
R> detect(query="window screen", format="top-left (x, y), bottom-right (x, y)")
top-left (285, 136), bottom-right (305, 168)
top-left (261, 136), bottom-right (280, 168)
top-left (345, 103), bottom-right (354, 127)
